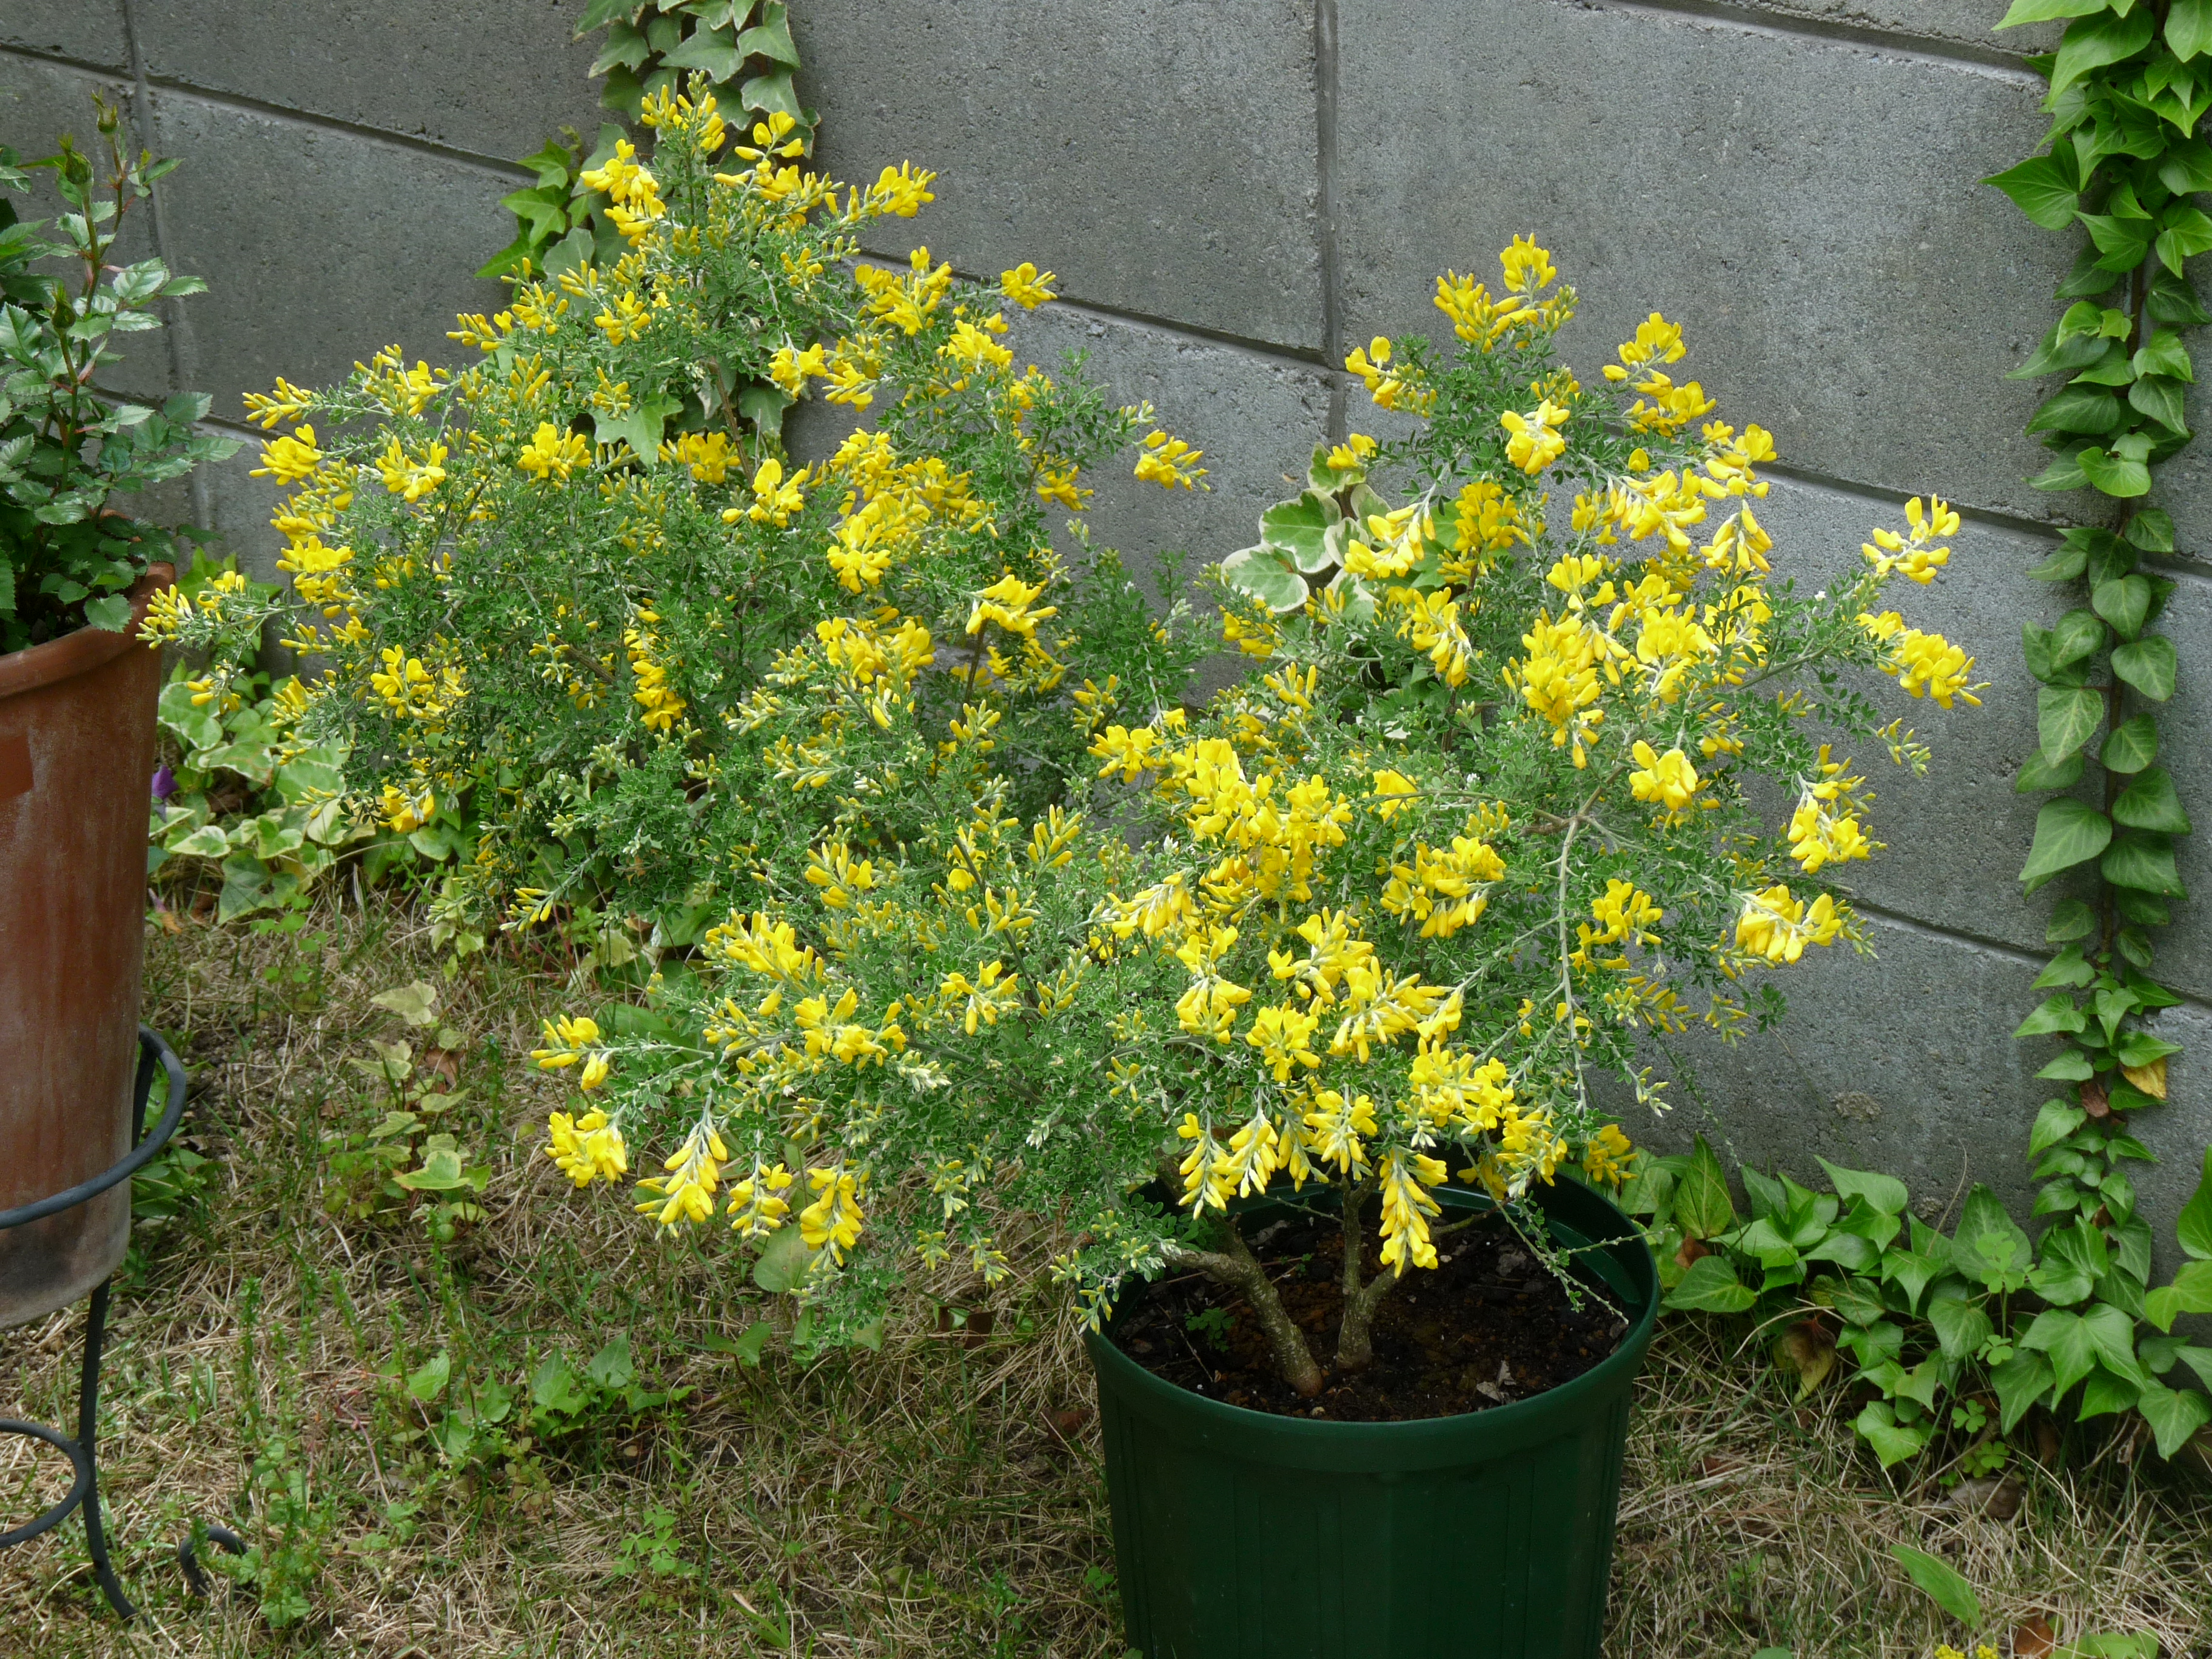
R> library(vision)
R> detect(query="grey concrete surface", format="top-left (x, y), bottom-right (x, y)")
top-left (147, 87), bottom-right (517, 418)
top-left (794, 0), bottom-right (1326, 354)
top-left (0, 2), bottom-right (129, 71)
top-left (1728, 0), bottom-right (2055, 55)
top-left (130, 0), bottom-right (605, 166)
top-left (1336, 0), bottom-right (2071, 525)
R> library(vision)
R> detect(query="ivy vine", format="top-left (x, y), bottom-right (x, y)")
top-left (481, 0), bottom-right (813, 281)
top-left (1983, 0), bottom-right (2212, 1452)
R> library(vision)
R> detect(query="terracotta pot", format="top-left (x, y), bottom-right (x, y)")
top-left (0, 567), bottom-right (169, 1327)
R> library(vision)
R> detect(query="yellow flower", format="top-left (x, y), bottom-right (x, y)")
top-left (375, 438), bottom-right (448, 503)
top-left (518, 421), bottom-right (589, 481)
top-left (252, 424), bottom-right (322, 484)
top-left (1370, 769), bottom-right (1421, 819)
top-left (1500, 234), bottom-right (1558, 293)
top-left (1134, 430), bottom-right (1207, 490)
top-left (1000, 261), bottom-right (1057, 309)
top-left (1627, 740), bottom-right (1701, 814)
top-left (545, 1108), bottom-right (628, 1188)
top-left (1501, 399), bottom-right (1569, 473)
top-left (799, 1165), bottom-right (865, 1262)
top-left (746, 458), bottom-right (807, 526)
top-left (1244, 1003), bottom-right (1322, 1081)
top-left (1735, 884), bottom-right (1845, 965)
top-left (967, 572), bottom-right (1057, 638)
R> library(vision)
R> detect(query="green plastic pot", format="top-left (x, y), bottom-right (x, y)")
top-left (1086, 1176), bottom-right (1658, 1659)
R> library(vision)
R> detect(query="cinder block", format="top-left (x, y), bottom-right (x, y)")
top-left (0, 4), bottom-right (129, 70)
top-left (130, 0), bottom-right (605, 166)
top-left (1003, 303), bottom-right (1332, 603)
top-left (1336, 0), bottom-right (2071, 525)
top-left (147, 88), bottom-right (518, 419)
top-left (1612, 913), bottom-right (2212, 1272)
top-left (1729, 0), bottom-right (2056, 56)
top-left (794, 0), bottom-right (1324, 354)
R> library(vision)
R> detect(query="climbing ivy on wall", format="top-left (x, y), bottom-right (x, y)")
top-left (482, 0), bottom-right (812, 279)
top-left (1982, 0), bottom-right (2212, 1443)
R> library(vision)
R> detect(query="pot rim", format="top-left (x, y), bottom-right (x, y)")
top-left (1085, 1176), bottom-right (1658, 1462)
top-left (0, 565), bottom-right (172, 703)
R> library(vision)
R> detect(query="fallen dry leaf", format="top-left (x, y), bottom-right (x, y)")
top-left (2120, 1057), bottom-right (2168, 1100)
top-left (2013, 1612), bottom-right (2057, 1657)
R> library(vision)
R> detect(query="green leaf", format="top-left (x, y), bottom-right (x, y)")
top-left (2016, 749), bottom-right (2086, 794)
top-left (1258, 492), bottom-right (1341, 574)
top-left (2128, 373), bottom-right (2190, 434)
top-left (2177, 1146), bottom-right (2212, 1260)
top-left (2013, 326), bottom-right (2113, 380)
top-left (2111, 634), bottom-right (2177, 699)
top-left (1663, 1253), bottom-right (1757, 1313)
top-left (1992, 1349), bottom-right (2058, 1432)
top-left (2038, 1047), bottom-right (2097, 1081)
top-left (728, 1318), bottom-right (774, 1366)
top-left (740, 68), bottom-right (802, 119)
top-left (2145, 1261), bottom-right (2212, 1329)
top-left (1892, 1544), bottom-right (1982, 1625)
top-left (406, 1350), bottom-right (451, 1403)
top-left (592, 393), bottom-right (680, 465)
top-left (81, 592), bottom-right (131, 631)
top-left (1219, 547), bottom-right (1309, 615)
top-left (2077, 445), bottom-right (2154, 496)
top-left (1817, 1159), bottom-right (1908, 1216)
top-left (167, 823), bottom-right (231, 858)
top-left (370, 980), bottom-right (440, 1027)
top-left (2111, 766), bottom-right (2192, 833)
top-left (2023, 1308), bottom-right (2099, 1396)
top-left (2025, 538), bottom-right (2091, 581)
top-left (736, 8), bottom-right (802, 67)
top-left (2051, 605), bottom-right (2111, 669)
top-left (2030, 1098), bottom-right (2089, 1156)
top-left (2028, 382), bottom-right (2125, 434)
top-left (586, 1335), bottom-right (635, 1392)
top-left (1855, 1400), bottom-right (1931, 1467)
top-left (2150, 268), bottom-right (2212, 326)
top-left (1952, 1186), bottom-right (2034, 1290)
top-left (2139, 1381), bottom-right (2212, 1458)
top-left (2021, 798), bottom-right (2114, 893)
top-left (2173, 0), bottom-right (2212, 58)
top-left (2101, 713), bottom-right (2159, 773)
top-left (1986, 153), bottom-right (2083, 229)
top-left (2016, 993), bottom-right (2088, 1037)
top-left (529, 1350), bottom-right (587, 1417)
top-left (751, 1225), bottom-right (811, 1292)
top-left (1999, 0), bottom-right (2110, 25)
top-left (2045, 902), bottom-right (2098, 944)
top-left (2157, 205), bottom-right (2212, 275)
top-left (1672, 1134), bottom-right (1736, 1240)
top-left (2031, 448), bottom-right (2091, 491)
top-left (1926, 1289), bottom-right (1996, 1360)
top-left (2133, 338), bottom-right (2193, 389)
top-left (2077, 1362), bottom-right (2141, 1418)
top-left (2102, 830), bottom-right (2185, 894)
top-left (659, 21), bottom-right (742, 79)
top-left (2037, 685), bottom-right (2106, 763)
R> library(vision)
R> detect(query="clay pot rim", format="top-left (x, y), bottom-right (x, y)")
top-left (0, 564), bottom-right (174, 704)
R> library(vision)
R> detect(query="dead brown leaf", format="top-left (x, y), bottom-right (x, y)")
top-left (2081, 1078), bottom-right (2111, 1119)
top-left (2120, 1057), bottom-right (2167, 1100)
top-left (2013, 1612), bottom-right (2057, 1658)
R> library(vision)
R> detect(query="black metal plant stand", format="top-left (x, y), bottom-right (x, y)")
top-left (0, 1025), bottom-right (189, 1618)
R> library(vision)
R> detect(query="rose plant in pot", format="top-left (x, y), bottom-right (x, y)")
top-left (0, 98), bottom-right (235, 1324)
top-left (522, 230), bottom-right (1985, 1656)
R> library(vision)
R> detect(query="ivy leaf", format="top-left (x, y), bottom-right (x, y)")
top-left (736, 5), bottom-right (802, 67)
top-left (2127, 374), bottom-right (2190, 434)
top-left (2092, 573), bottom-right (2154, 638)
top-left (1987, 153), bottom-right (2083, 229)
top-left (2021, 799), bottom-right (2113, 893)
top-left (2111, 766), bottom-right (2193, 833)
top-left (2050, 606), bottom-right (2109, 667)
top-left (1992, 1349), bottom-right (2058, 1432)
top-left (2111, 633), bottom-right (2177, 699)
top-left (2078, 210), bottom-right (2157, 273)
top-left (2016, 748), bottom-right (2085, 793)
top-left (2030, 1098), bottom-right (2089, 1156)
top-left (2037, 685), bottom-right (2106, 762)
top-left (2022, 1307), bottom-right (2100, 1396)
top-left (2133, 335), bottom-right (2194, 385)
top-left (2145, 1261), bottom-right (2212, 1330)
top-left (1672, 1134), bottom-right (1737, 1240)
top-left (2076, 445), bottom-right (2154, 496)
top-left (1952, 1187), bottom-right (2033, 1290)
top-left (2156, 205), bottom-right (2212, 274)
top-left (2100, 712), bottom-right (2159, 773)
top-left (2178, 1146), bottom-right (2212, 1261)
top-left (2027, 382), bottom-right (2125, 434)
top-left (1855, 1401), bottom-right (1931, 1468)
top-left (1817, 1159), bottom-right (1909, 1216)
top-left (1997, 0), bottom-right (2111, 24)
top-left (2102, 830), bottom-right (2186, 894)
top-left (2025, 539), bottom-right (2090, 580)
top-left (2011, 324), bottom-right (2114, 380)
top-left (1926, 1287), bottom-right (1997, 1359)
top-left (2030, 447), bottom-right (2091, 491)
top-left (1892, 1545), bottom-right (1983, 1626)
top-left (659, 21), bottom-right (742, 80)
top-left (2015, 993), bottom-right (2088, 1037)
top-left (2148, 266), bottom-right (2212, 324)
top-left (2139, 1381), bottom-right (2212, 1458)
top-left (2045, 902), bottom-right (2098, 943)
top-left (1663, 1253), bottom-right (1756, 1313)
top-left (751, 1225), bottom-right (813, 1293)
top-left (1219, 547), bottom-right (1309, 614)
top-left (1258, 492), bottom-right (1341, 574)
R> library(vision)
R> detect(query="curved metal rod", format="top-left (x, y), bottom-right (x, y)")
top-left (0, 1419), bottom-right (92, 1548)
top-left (0, 1027), bottom-right (186, 1234)
top-left (176, 1524), bottom-right (247, 1598)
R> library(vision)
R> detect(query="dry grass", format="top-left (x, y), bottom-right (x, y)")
top-left (0, 894), bottom-right (2201, 1657)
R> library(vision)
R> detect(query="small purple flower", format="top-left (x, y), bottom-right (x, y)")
top-left (151, 764), bottom-right (178, 801)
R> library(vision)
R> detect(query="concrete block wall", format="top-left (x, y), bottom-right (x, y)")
top-left (2, 2), bottom-right (2206, 1244)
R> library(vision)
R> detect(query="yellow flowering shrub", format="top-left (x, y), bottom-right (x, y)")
top-left (144, 85), bottom-right (1205, 949)
top-left (523, 235), bottom-right (1986, 1386)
